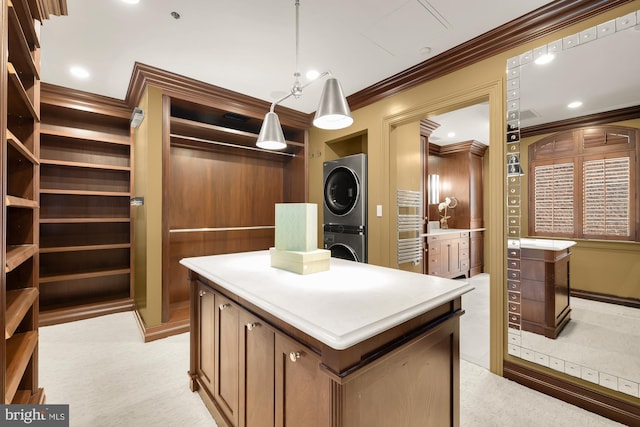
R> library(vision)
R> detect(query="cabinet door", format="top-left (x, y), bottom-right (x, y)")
top-left (215, 295), bottom-right (240, 426)
top-left (198, 283), bottom-right (216, 394)
top-left (275, 334), bottom-right (330, 427)
top-left (446, 238), bottom-right (460, 276)
top-left (239, 311), bottom-right (275, 427)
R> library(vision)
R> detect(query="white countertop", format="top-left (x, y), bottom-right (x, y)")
top-left (519, 238), bottom-right (577, 251)
top-left (421, 228), bottom-right (485, 237)
top-left (180, 251), bottom-right (473, 350)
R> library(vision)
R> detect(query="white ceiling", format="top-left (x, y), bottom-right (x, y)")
top-left (39, 0), bottom-right (554, 116)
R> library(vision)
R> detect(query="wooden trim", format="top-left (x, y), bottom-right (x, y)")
top-left (521, 105), bottom-right (640, 138)
top-left (437, 140), bottom-right (488, 157)
top-left (41, 82), bottom-right (131, 119)
top-left (346, 0), bottom-right (631, 112)
top-left (571, 289), bottom-right (640, 309)
top-left (38, 298), bottom-right (135, 326)
top-left (161, 94), bottom-right (171, 324)
top-left (504, 361), bottom-right (640, 426)
top-left (133, 309), bottom-right (190, 343)
top-left (124, 62), bottom-right (312, 129)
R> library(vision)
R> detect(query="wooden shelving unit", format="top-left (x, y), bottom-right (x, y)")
top-left (38, 83), bottom-right (134, 325)
top-left (2, 0), bottom-right (50, 405)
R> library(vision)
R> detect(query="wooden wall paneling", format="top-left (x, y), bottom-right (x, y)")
top-left (160, 92), bottom-right (309, 331)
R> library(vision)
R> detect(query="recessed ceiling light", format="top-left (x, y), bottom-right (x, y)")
top-left (419, 46), bottom-right (432, 56)
top-left (447, 132), bottom-right (456, 138)
top-left (567, 101), bottom-right (583, 109)
top-left (69, 66), bottom-right (90, 79)
top-left (534, 53), bottom-right (555, 65)
top-left (306, 70), bottom-right (320, 80)
top-left (121, 0), bottom-right (140, 4)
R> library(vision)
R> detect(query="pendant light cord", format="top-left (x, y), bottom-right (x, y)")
top-left (292, 0), bottom-right (302, 98)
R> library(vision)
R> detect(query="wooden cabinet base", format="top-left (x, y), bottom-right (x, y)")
top-left (190, 274), bottom-right (462, 427)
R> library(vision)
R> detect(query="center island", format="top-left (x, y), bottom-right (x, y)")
top-left (180, 250), bottom-right (473, 427)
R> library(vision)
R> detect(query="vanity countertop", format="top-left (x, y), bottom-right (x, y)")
top-left (421, 228), bottom-right (486, 237)
top-left (519, 238), bottom-right (577, 251)
top-left (180, 250), bottom-right (473, 350)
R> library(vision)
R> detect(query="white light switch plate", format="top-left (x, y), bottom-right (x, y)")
top-left (376, 205), bottom-right (382, 217)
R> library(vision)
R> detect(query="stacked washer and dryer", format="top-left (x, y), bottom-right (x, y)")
top-left (322, 153), bottom-right (367, 263)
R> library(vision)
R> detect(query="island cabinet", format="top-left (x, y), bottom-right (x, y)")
top-left (184, 251), bottom-right (472, 427)
top-left (426, 232), bottom-right (470, 279)
top-left (519, 239), bottom-right (575, 339)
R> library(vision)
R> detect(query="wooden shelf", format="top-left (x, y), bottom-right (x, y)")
top-left (39, 268), bottom-right (131, 284)
top-left (40, 217), bottom-right (130, 224)
top-left (5, 331), bottom-right (38, 404)
top-left (7, 62), bottom-right (39, 121)
top-left (6, 129), bottom-right (38, 165)
top-left (8, 0), bottom-right (40, 49)
top-left (40, 297), bottom-right (135, 327)
top-left (40, 159), bottom-right (131, 171)
top-left (12, 388), bottom-right (45, 404)
top-left (5, 244), bottom-right (38, 273)
top-left (171, 116), bottom-right (305, 153)
top-left (40, 189), bottom-right (130, 197)
top-left (5, 195), bottom-right (38, 209)
top-left (5, 288), bottom-right (39, 339)
top-left (40, 243), bottom-right (131, 253)
top-left (7, 2), bottom-right (39, 79)
top-left (40, 123), bottom-right (130, 145)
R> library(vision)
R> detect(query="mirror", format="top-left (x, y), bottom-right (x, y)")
top-left (505, 10), bottom-right (640, 400)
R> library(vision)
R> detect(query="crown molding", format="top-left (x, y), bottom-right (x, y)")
top-left (521, 105), bottom-right (640, 138)
top-left (347, 0), bottom-right (632, 112)
top-left (41, 82), bottom-right (131, 118)
top-left (125, 62), bottom-right (312, 129)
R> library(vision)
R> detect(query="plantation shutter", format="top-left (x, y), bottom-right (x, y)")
top-left (534, 163), bottom-right (574, 234)
top-left (583, 157), bottom-right (630, 237)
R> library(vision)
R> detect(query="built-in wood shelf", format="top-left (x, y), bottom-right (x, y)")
top-left (6, 129), bottom-right (38, 165)
top-left (40, 159), bottom-right (131, 171)
top-left (8, 0), bottom-right (40, 49)
top-left (5, 331), bottom-right (38, 404)
top-left (5, 244), bottom-right (38, 273)
top-left (5, 195), bottom-right (38, 209)
top-left (40, 217), bottom-right (130, 224)
top-left (40, 124), bottom-right (130, 146)
top-left (7, 63), bottom-right (39, 121)
top-left (40, 243), bottom-right (131, 253)
top-left (40, 189), bottom-right (130, 197)
top-left (39, 268), bottom-right (131, 284)
top-left (7, 2), bottom-right (39, 79)
top-left (5, 289), bottom-right (39, 339)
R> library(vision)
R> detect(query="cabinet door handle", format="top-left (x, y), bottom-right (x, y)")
top-left (289, 351), bottom-right (301, 362)
top-left (219, 303), bottom-right (231, 310)
top-left (246, 322), bottom-right (260, 331)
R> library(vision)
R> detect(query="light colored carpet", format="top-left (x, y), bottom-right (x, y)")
top-left (39, 311), bottom-right (623, 426)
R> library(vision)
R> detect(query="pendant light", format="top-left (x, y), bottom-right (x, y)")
top-left (256, 0), bottom-right (353, 150)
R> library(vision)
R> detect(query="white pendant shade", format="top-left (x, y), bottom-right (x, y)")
top-left (313, 77), bottom-right (353, 130)
top-left (256, 112), bottom-right (287, 150)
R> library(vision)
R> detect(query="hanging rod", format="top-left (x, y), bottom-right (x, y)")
top-left (170, 225), bottom-right (275, 234)
top-left (170, 134), bottom-right (296, 157)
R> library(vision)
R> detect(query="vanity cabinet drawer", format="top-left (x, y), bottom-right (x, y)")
top-left (507, 249), bottom-right (520, 259)
top-left (508, 269), bottom-right (520, 280)
top-left (507, 280), bottom-right (521, 292)
top-left (507, 259), bottom-right (520, 270)
top-left (459, 249), bottom-right (469, 260)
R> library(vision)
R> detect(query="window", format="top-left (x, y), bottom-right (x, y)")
top-left (529, 125), bottom-right (638, 241)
